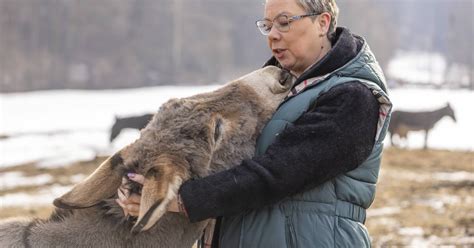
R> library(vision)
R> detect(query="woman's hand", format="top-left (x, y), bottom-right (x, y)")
top-left (115, 173), bottom-right (182, 217)
top-left (116, 173), bottom-right (145, 217)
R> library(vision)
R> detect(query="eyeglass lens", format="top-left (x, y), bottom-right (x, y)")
top-left (258, 15), bottom-right (291, 35)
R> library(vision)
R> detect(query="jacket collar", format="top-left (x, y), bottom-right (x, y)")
top-left (264, 27), bottom-right (364, 88)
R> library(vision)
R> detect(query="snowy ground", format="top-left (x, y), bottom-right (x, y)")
top-left (1, 86), bottom-right (472, 168)
top-left (1, 86), bottom-right (473, 246)
top-left (0, 85), bottom-right (218, 168)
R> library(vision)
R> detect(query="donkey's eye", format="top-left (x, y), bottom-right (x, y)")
top-left (214, 118), bottom-right (223, 143)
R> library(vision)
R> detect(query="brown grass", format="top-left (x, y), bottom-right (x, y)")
top-left (1, 148), bottom-right (473, 246)
top-left (367, 148), bottom-right (474, 246)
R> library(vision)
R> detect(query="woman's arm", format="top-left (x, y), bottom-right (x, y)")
top-left (179, 82), bottom-right (380, 222)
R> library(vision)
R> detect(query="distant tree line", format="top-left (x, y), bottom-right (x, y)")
top-left (0, 0), bottom-right (471, 92)
top-left (0, 0), bottom-right (267, 92)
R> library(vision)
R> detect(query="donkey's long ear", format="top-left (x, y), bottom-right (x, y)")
top-left (53, 152), bottom-right (124, 209)
top-left (131, 154), bottom-right (189, 234)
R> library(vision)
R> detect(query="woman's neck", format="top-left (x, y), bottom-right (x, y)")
top-left (292, 38), bottom-right (332, 77)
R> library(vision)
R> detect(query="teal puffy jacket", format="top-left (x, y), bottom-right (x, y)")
top-left (218, 38), bottom-right (392, 248)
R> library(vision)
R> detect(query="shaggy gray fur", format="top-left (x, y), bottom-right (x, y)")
top-left (0, 66), bottom-right (292, 248)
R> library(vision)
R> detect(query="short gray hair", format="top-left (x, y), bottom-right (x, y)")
top-left (296, 0), bottom-right (339, 38)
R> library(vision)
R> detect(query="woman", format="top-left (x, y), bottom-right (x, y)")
top-left (118, 0), bottom-right (392, 247)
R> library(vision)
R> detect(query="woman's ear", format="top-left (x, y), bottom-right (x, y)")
top-left (318, 12), bottom-right (331, 36)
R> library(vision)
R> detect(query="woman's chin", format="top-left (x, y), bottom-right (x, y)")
top-left (278, 61), bottom-right (293, 71)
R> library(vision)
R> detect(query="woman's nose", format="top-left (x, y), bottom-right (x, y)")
top-left (267, 26), bottom-right (281, 40)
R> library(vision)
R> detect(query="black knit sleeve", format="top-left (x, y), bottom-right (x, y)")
top-left (179, 82), bottom-right (380, 222)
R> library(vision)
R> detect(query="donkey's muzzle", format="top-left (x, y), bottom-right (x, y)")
top-left (279, 69), bottom-right (294, 88)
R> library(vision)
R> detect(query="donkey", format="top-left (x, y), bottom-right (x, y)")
top-left (0, 66), bottom-right (293, 248)
top-left (389, 103), bottom-right (456, 149)
top-left (109, 114), bottom-right (154, 143)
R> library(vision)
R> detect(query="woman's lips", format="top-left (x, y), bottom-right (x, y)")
top-left (273, 48), bottom-right (286, 59)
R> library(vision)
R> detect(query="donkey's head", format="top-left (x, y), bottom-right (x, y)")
top-left (444, 103), bottom-right (456, 122)
top-left (53, 66), bottom-right (293, 233)
top-left (109, 116), bottom-right (123, 142)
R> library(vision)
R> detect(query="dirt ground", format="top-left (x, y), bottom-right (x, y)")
top-left (367, 148), bottom-right (474, 247)
top-left (1, 148), bottom-right (473, 247)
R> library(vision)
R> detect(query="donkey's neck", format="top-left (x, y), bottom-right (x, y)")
top-left (430, 107), bottom-right (450, 122)
top-left (30, 205), bottom-right (207, 247)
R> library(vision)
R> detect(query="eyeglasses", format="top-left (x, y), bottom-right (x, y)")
top-left (256, 13), bottom-right (321, 36)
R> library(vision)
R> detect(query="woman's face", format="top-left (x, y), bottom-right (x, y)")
top-left (264, 0), bottom-right (325, 76)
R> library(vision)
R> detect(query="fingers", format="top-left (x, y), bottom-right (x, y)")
top-left (116, 197), bottom-right (140, 217)
top-left (115, 173), bottom-right (144, 218)
top-left (126, 203), bottom-right (140, 216)
top-left (117, 187), bottom-right (129, 201)
top-left (127, 173), bottom-right (145, 185)
top-left (128, 193), bottom-right (141, 204)
top-left (115, 198), bottom-right (129, 216)
top-left (118, 177), bottom-right (131, 195)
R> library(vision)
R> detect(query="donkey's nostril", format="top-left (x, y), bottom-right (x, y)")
top-left (279, 69), bottom-right (294, 87)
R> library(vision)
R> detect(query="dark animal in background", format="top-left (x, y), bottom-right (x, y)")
top-left (109, 114), bottom-right (154, 143)
top-left (389, 103), bottom-right (456, 149)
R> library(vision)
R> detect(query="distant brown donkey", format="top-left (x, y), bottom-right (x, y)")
top-left (389, 103), bottom-right (456, 149)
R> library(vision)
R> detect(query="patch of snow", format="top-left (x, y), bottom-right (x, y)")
top-left (390, 169), bottom-right (432, 182)
top-left (442, 236), bottom-right (474, 245)
top-left (438, 195), bottom-right (461, 206)
top-left (367, 207), bottom-right (401, 217)
top-left (399, 226), bottom-right (424, 236)
top-left (408, 235), bottom-right (442, 248)
top-left (433, 171), bottom-right (474, 182)
top-left (415, 198), bottom-right (445, 213)
top-left (415, 195), bottom-right (462, 214)
top-left (0, 85), bottom-right (219, 168)
top-left (0, 184), bottom-right (72, 208)
top-left (0, 172), bottom-right (53, 190)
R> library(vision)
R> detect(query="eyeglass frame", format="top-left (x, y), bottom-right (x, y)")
top-left (255, 12), bottom-right (322, 36)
